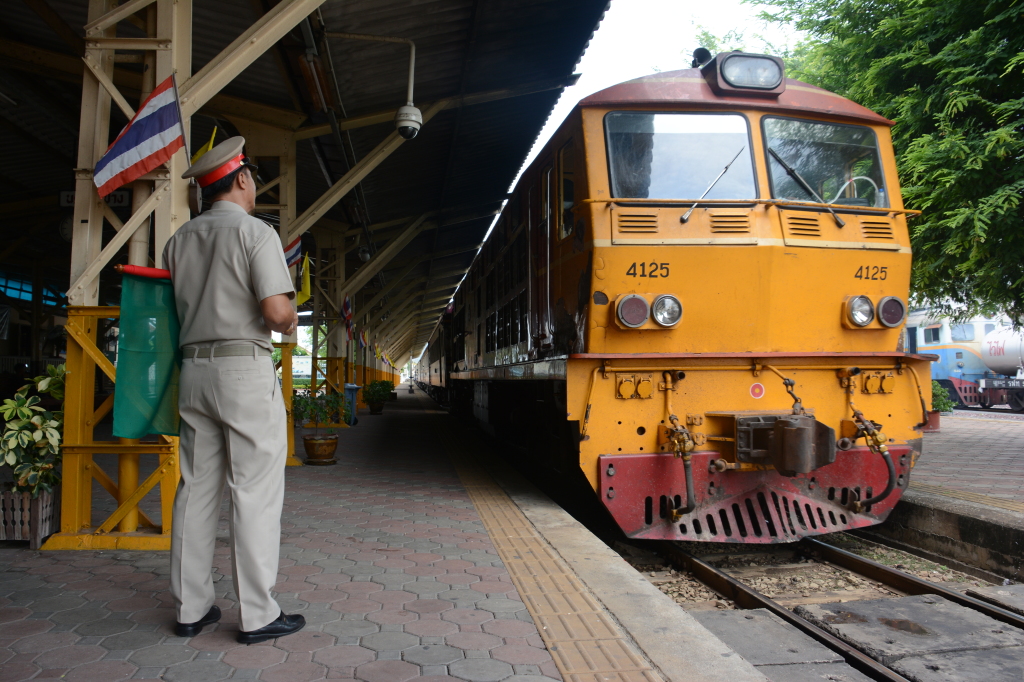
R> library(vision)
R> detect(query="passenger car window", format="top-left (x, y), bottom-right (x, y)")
top-left (924, 327), bottom-right (941, 344)
top-left (605, 112), bottom-right (755, 200)
top-left (950, 324), bottom-right (975, 342)
top-left (763, 117), bottom-right (888, 208)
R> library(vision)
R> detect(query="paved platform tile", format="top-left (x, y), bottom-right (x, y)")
top-left (0, 397), bottom-right (564, 682)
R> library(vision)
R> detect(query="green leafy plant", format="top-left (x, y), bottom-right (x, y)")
top-left (931, 380), bottom-right (958, 413)
top-left (756, 0), bottom-right (1024, 324)
top-left (362, 380), bottom-right (395, 405)
top-left (291, 391), bottom-right (349, 437)
top-left (1, 365), bottom-right (66, 498)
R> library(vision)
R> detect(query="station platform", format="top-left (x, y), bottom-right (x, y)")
top-left (0, 389), bottom-right (765, 682)
top-left (868, 413), bottom-right (1024, 580)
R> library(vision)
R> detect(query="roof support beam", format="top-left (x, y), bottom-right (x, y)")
top-left (0, 41), bottom-right (308, 130)
top-left (285, 99), bottom-right (447, 242)
top-left (81, 54), bottom-right (135, 119)
top-left (337, 213), bottom-right (430, 301)
top-left (85, 0), bottom-right (156, 34)
top-left (360, 245), bottom-right (477, 313)
top-left (294, 74), bottom-right (580, 139)
top-left (179, 0), bottom-right (327, 117)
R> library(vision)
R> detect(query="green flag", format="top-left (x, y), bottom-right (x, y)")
top-left (112, 274), bottom-right (181, 438)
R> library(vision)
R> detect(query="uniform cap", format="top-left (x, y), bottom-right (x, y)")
top-left (181, 136), bottom-right (255, 187)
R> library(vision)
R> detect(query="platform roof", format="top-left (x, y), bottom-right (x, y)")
top-left (0, 0), bottom-right (609, 360)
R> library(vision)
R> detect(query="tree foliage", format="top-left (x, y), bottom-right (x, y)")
top-left (757, 0), bottom-right (1024, 321)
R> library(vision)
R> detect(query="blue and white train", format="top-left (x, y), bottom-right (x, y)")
top-left (905, 309), bottom-right (1024, 411)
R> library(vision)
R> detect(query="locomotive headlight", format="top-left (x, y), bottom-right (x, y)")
top-left (617, 294), bottom-right (650, 328)
top-left (652, 295), bottom-right (682, 326)
top-left (877, 296), bottom-right (907, 327)
top-left (847, 295), bottom-right (875, 327)
top-left (721, 54), bottom-right (784, 89)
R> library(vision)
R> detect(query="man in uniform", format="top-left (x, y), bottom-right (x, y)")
top-left (164, 137), bottom-right (304, 643)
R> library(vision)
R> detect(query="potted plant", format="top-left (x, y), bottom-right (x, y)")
top-left (362, 380), bottom-right (395, 415)
top-left (924, 380), bottom-right (957, 433)
top-left (291, 391), bottom-right (348, 465)
top-left (0, 365), bottom-right (65, 548)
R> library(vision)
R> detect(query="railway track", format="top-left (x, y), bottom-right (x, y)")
top-left (621, 536), bottom-right (1024, 682)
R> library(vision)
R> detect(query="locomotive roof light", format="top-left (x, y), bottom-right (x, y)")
top-left (878, 296), bottom-right (907, 328)
top-left (617, 294), bottom-right (650, 328)
top-left (847, 295), bottom-right (875, 327)
top-left (723, 54), bottom-right (784, 89)
top-left (700, 52), bottom-right (786, 98)
top-left (652, 295), bottom-right (683, 327)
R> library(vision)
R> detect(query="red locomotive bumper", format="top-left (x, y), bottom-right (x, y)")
top-left (598, 446), bottom-right (912, 543)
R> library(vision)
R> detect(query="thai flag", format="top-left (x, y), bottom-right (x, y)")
top-left (342, 295), bottom-right (352, 323)
top-left (283, 236), bottom-right (302, 267)
top-left (93, 75), bottom-right (185, 198)
top-left (358, 330), bottom-right (368, 349)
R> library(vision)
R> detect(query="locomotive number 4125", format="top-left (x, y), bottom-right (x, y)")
top-left (626, 262), bottom-right (670, 278)
top-left (854, 265), bottom-right (888, 280)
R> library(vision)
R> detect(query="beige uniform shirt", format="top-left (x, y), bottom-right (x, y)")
top-left (163, 201), bottom-right (294, 351)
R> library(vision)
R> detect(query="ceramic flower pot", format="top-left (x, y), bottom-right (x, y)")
top-left (368, 402), bottom-right (384, 415)
top-left (302, 435), bottom-right (338, 465)
top-left (921, 410), bottom-right (941, 433)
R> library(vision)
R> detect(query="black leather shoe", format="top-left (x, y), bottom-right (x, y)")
top-left (175, 605), bottom-right (221, 637)
top-left (237, 612), bottom-right (305, 644)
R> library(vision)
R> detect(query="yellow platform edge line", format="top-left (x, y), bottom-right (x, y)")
top-left (436, 428), bottom-right (664, 682)
top-left (909, 481), bottom-right (1024, 513)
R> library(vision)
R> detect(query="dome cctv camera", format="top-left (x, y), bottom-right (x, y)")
top-left (395, 104), bottom-right (422, 139)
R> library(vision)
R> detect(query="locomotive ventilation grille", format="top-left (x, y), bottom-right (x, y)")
top-left (616, 213), bottom-right (659, 232)
top-left (646, 486), bottom-right (870, 540)
top-left (708, 211), bottom-right (751, 233)
top-left (860, 219), bottom-right (895, 240)
top-left (782, 213), bottom-right (821, 238)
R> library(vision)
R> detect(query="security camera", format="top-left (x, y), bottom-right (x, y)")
top-left (395, 104), bottom-right (422, 139)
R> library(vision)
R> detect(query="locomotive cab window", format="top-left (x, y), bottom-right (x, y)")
top-left (558, 140), bottom-right (576, 240)
top-left (763, 117), bottom-right (888, 208)
top-left (604, 112), bottom-right (756, 199)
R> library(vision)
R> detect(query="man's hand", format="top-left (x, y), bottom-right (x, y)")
top-left (261, 293), bottom-right (298, 335)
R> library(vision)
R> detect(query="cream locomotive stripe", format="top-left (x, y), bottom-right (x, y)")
top-left (591, 237), bottom-right (911, 252)
top-left (437, 428), bottom-right (663, 682)
top-left (910, 481), bottom-right (1024, 514)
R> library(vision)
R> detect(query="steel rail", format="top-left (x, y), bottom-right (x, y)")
top-left (660, 543), bottom-right (910, 682)
top-left (803, 538), bottom-right (1024, 631)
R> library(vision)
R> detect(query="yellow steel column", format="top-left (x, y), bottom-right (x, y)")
top-left (275, 342), bottom-right (301, 466)
top-left (60, 312), bottom-right (99, 534)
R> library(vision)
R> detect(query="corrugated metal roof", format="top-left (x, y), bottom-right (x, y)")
top-left (0, 0), bottom-right (609, 357)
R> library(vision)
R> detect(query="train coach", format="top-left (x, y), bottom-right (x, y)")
top-left (419, 51), bottom-right (935, 543)
top-left (904, 308), bottom-right (1024, 411)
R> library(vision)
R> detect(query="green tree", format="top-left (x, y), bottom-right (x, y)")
top-left (757, 0), bottom-right (1024, 322)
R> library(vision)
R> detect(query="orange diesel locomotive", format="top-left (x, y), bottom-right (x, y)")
top-left (418, 52), bottom-right (933, 543)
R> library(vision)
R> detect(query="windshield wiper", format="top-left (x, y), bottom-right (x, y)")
top-left (680, 146), bottom-right (746, 224)
top-left (767, 147), bottom-right (845, 227)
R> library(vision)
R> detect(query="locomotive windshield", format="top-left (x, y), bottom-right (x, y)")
top-left (763, 117), bottom-right (888, 208)
top-left (605, 112), bottom-right (756, 200)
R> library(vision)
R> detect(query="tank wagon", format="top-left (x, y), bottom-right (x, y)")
top-left (420, 52), bottom-right (935, 543)
top-left (906, 309), bottom-right (1024, 410)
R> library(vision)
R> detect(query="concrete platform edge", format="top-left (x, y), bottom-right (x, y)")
top-left (870, 489), bottom-right (1024, 581)
top-left (483, 463), bottom-right (767, 682)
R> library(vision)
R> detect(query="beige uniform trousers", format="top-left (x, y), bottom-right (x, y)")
top-left (171, 352), bottom-right (285, 632)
